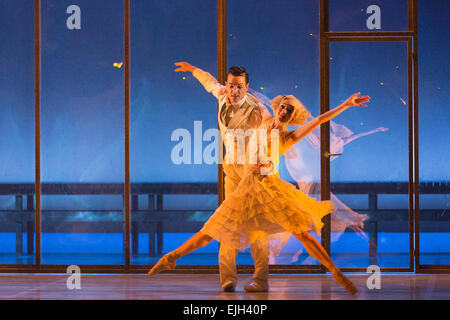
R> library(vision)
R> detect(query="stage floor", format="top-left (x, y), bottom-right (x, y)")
top-left (0, 273), bottom-right (449, 300)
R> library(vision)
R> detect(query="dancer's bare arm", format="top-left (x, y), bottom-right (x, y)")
top-left (284, 92), bottom-right (370, 149)
top-left (174, 61), bottom-right (224, 99)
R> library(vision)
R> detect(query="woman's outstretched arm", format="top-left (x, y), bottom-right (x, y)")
top-left (284, 92), bottom-right (370, 149)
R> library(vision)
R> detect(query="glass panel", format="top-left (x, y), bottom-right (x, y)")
top-left (418, 0), bottom-right (450, 265)
top-left (130, 0), bottom-right (218, 265)
top-left (228, 0), bottom-right (321, 266)
top-left (0, 0), bottom-right (35, 264)
top-left (329, 0), bottom-right (409, 32)
top-left (329, 42), bottom-right (410, 268)
top-left (41, 0), bottom-right (124, 265)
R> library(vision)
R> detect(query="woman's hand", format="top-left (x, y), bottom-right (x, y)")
top-left (174, 61), bottom-right (196, 73)
top-left (343, 92), bottom-right (371, 108)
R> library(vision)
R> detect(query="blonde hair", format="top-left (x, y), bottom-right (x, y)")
top-left (270, 95), bottom-right (311, 126)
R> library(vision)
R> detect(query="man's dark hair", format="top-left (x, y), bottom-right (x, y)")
top-left (227, 66), bottom-right (249, 84)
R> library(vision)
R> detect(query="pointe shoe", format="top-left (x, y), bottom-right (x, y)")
top-left (333, 270), bottom-right (357, 295)
top-left (244, 280), bottom-right (268, 292)
top-left (148, 253), bottom-right (177, 276)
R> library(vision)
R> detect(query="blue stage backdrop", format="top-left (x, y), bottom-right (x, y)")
top-left (0, 0), bottom-right (448, 267)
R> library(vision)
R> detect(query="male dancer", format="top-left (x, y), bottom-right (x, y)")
top-left (174, 61), bottom-right (269, 292)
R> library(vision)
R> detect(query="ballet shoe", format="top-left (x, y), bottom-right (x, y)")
top-left (333, 270), bottom-right (357, 295)
top-left (222, 280), bottom-right (236, 292)
top-left (148, 252), bottom-right (177, 276)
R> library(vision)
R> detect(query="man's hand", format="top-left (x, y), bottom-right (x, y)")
top-left (343, 92), bottom-right (371, 108)
top-left (267, 118), bottom-right (281, 132)
top-left (251, 161), bottom-right (274, 180)
top-left (174, 61), bottom-right (196, 73)
top-left (251, 163), bottom-right (267, 181)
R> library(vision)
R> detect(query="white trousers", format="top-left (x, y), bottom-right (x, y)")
top-left (219, 241), bottom-right (269, 287)
top-left (219, 175), bottom-right (269, 287)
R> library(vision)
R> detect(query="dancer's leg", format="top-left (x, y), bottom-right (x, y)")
top-left (218, 176), bottom-right (239, 291)
top-left (294, 232), bottom-right (339, 273)
top-left (245, 240), bottom-right (269, 292)
top-left (172, 232), bottom-right (214, 258)
top-left (148, 232), bottom-right (213, 275)
top-left (294, 231), bottom-right (357, 294)
top-left (219, 244), bottom-right (239, 290)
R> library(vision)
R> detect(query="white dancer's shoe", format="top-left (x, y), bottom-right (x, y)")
top-left (222, 280), bottom-right (236, 292)
top-left (244, 280), bottom-right (268, 292)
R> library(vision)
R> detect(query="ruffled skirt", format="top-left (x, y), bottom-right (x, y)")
top-left (200, 172), bottom-right (336, 251)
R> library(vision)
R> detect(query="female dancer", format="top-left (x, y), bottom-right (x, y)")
top-left (249, 88), bottom-right (386, 243)
top-left (148, 92), bottom-right (370, 294)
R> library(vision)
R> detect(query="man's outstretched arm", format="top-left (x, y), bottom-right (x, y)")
top-left (174, 61), bottom-right (224, 100)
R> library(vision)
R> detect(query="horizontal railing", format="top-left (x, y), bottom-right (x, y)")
top-left (0, 182), bottom-right (448, 258)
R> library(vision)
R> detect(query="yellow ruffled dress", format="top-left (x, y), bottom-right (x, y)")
top-left (200, 128), bottom-right (336, 251)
